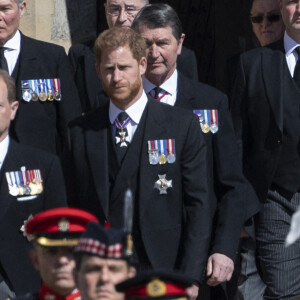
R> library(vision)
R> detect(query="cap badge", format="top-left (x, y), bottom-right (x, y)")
top-left (58, 217), bottom-right (70, 232)
top-left (146, 278), bottom-right (166, 297)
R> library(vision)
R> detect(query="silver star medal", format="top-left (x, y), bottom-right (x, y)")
top-left (20, 214), bottom-right (34, 241)
top-left (116, 130), bottom-right (130, 147)
top-left (154, 174), bottom-right (172, 194)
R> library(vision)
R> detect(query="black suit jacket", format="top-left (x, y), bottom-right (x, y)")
top-left (68, 44), bottom-right (198, 113)
top-left (231, 39), bottom-right (287, 203)
top-left (0, 139), bottom-right (67, 295)
top-left (66, 99), bottom-right (211, 282)
top-left (175, 73), bottom-right (260, 260)
top-left (10, 33), bottom-right (81, 155)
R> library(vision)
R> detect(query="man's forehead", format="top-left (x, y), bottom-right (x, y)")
top-left (251, 0), bottom-right (280, 13)
top-left (106, 0), bottom-right (144, 6)
top-left (82, 255), bottom-right (126, 266)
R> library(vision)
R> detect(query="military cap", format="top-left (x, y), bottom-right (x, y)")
top-left (74, 221), bottom-right (129, 259)
top-left (116, 270), bottom-right (193, 300)
top-left (25, 207), bottom-right (99, 247)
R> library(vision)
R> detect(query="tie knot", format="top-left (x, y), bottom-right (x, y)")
top-left (117, 112), bottom-right (129, 124)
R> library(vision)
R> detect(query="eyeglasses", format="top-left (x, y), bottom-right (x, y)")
top-left (107, 5), bottom-right (140, 17)
top-left (250, 14), bottom-right (281, 24)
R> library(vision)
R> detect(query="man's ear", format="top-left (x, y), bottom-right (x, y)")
top-left (128, 266), bottom-right (136, 278)
top-left (177, 33), bottom-right (185, 56)
top-left (29, 248), bottom-right (40, 272)
top-left (10, 100), bottom-right (19, 121)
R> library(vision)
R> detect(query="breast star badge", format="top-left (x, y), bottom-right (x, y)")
top-left (154, 174), bottom-right (172, 194)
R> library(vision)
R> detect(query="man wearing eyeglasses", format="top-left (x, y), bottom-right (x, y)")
top-left (250, 0), bottom-right (285, 46)
top-left (231, 0), bottom-right (300, 298)
top-left (68, 0), bottom-right (198, 113)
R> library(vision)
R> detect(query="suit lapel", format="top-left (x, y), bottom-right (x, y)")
top-left (85, 105), bottom-right (110, 218)
top-left (262, 47), bottom-right (285, 132)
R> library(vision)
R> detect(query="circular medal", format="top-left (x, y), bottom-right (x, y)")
top-left (149, 150), bottom-right (159, 165)
top-left (202, 123), bottom-right (210, 133)
top-left (55, 92), bottom-right (62, 101)
top-left (18, 186), bottom-right (25, 196)
top-left (29, 182), bottom-right (38, 195)
top-left (39, 92), bottom-right (47, 102)
top-left (35, 182), bottom-right (43, 194)
top-left (159, 154), bottom-right (167, 165)
top-left (23, 90), bottom-right (32, 102)
top-left (210, 124), bottom-right (218, 134)
top-left (25, 185), bottom-right (31, 195)
top-left (31, 92), bottom-right (39, 102)
top-left (167, 153), bottom-right (176, 164)
top-left (9, 185), bottom-right (19, 197)
top-left (47, 92), bottom-right (54, 101)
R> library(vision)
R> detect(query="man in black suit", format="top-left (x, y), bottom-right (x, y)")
top-left (131, 4), bottom-right (260, 297)
top-left (0, 69), bottom-right (67, 298)
top-left (231, 0), bottom-right (300, 298)
top-left (0, 0), bottom-right (81, 155)
top-left (68, 0), bottom-right (198, 113)
top-left (66, 27), bottom-right (211, 300)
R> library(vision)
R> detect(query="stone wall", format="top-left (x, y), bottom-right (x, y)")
top-left (19, 0), bottom-right (71, 52)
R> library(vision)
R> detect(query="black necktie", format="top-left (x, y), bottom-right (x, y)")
top-left (0, 47), bottom-right (8, 72)
top-left (149, 86), bottom-right (163, 100)
top-left (293, 46), bottom-right (300, 89)
top-left (114, 112), bottom-right (131, 163)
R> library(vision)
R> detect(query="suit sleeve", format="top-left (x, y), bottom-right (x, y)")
top-left (177, 114), bottom-right (212, 283)
top-left (209, 93), bottom-right (259, 260)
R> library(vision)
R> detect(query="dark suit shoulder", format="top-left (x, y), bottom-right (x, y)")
top-left (68, 43), bottom-right (93, 58)
top-left (178, 73), bottom-right (228, 107)
top-left (21, 34), bottom-right (66, 56)
top-left (69, 102), bottom-right (109, 130)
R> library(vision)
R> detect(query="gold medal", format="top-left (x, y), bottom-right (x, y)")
top-left (47, 90), bottom-right (54, 101)
top-left (202, 122), bottom-right (210, 133)
top-left (159, 154), bottom-right (167, 165)
top-left (39, 92), bottom-right (47, 102)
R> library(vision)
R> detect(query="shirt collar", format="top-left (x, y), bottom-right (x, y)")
top-left (109, 90), bottom-right (148, 125)
top-left (3, 30), bottom-right (20, 51)
top-left (0, 135), bottom-right (9, 166)
top-left (143, 69), bottom-right (178, 95)
top-left (284, 31), bottom-right (299, 56)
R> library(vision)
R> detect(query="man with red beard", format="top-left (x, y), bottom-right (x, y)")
top-left (66, 27), bottom-right (211, 300)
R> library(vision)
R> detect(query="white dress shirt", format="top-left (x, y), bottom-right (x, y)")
top-left (143, 69), bottom-right (178, 106)
top-left (3, 30), bottom-right (21, 75)
top-left (109, 91), bottom-right (148, 142)
top-left (284, 32), bottom-right (300, 77)
top-left (0, 135), bottom-right (9, 171)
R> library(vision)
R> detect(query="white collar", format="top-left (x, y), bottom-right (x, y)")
top-left (284, 31), bottom-right (299, 56)
top-left (143, 69), bottom-right (178, 95)
top-left (3, 30), bottom-right (21, 51)
top-left (109, 91), bottom-right (148, 125)
top-left (0, 135), bottom-right (9, 166)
